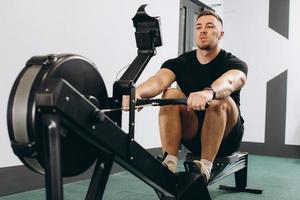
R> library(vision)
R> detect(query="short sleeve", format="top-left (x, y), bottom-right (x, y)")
top-left (226, 57), bottom-right (248, 76)
top-left (160, 58), bottom-right (182, 77)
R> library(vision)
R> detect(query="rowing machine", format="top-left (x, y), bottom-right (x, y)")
top-left (7, 5), bottom-right (262, 200)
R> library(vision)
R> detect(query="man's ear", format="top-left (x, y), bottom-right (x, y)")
top-left (219, 31), bottom-right (224, 39)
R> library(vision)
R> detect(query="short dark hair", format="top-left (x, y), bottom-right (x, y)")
top-left (197, 10), bottom-right (223, 26)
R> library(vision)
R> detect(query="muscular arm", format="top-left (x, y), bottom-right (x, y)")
top-left (211, 69), bottom-right (247, 100)
top-left (136, 68), bottom-right (176, 98)
top-left (187, 69), bottom-right (246, 110)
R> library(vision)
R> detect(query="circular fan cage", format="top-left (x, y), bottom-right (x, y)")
top-left (7, 54), bottom-right (109, 177)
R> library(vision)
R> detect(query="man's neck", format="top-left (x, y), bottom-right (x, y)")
top-left (196, 47), bottom-right (221, 64)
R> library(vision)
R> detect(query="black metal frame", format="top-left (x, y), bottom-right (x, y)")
top-left (42, 114), bottom-right (63, 200)
top-left (35, 78), bottom-right (263, 199)
top-left (35, 78), bottom-right (178, 198)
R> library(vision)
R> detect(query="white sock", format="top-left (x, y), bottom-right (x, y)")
top-left (163, 154), bottom-right (178, 166)
top-left (200, 159), bottom-right (213, 173)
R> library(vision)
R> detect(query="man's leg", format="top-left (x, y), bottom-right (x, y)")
top-left (200, 97), bottom-right (239, 162)
top-left (193, 97), bottom-right (239, 182)
top-left (159, 88), bottom-right (198, 172)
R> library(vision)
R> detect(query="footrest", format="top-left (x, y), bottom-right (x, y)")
top-left (219, 185), bottom-right (263, 194)
top-left (209, 152), bottom-right (247, 184)
top-left (183, 151), bottom-right (263, 196)
top-left (185, 152), bottom-right (248, 185)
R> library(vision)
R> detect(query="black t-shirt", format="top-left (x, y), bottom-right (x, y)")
top-left (161, 49), bottom-right (248, 106)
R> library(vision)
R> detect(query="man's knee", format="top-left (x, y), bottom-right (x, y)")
top-left (207, 99), bottom-right (227, 113)
top-left (162, 88), bottom-right (185, 99)
top-left (160, 88), bottom-right (186, 113)
top-left (206, 97), bottom-right (239, 134)
top-left (207, 97), bottom-right (237, 115)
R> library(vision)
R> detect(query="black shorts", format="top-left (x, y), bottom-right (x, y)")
top-left (181, 111), bottom-right (244, 157)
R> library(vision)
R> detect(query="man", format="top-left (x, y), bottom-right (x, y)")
top-left (124, 10), bottom-right (247, 183)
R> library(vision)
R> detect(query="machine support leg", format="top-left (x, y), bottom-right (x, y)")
top-left (85, 154), bottom-right (114, 200)
top-left (218, 153), bottom-right (263, 194)
top-left (43, 114), bottom-right (63, 200)
top-left (235, 154), bottom-right (248, 189)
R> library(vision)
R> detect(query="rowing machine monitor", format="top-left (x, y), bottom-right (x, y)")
top-left (132, 4), bottom-right (162, 49)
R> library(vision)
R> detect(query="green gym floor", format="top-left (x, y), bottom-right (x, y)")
top-left (0, 155), bottom-right (299, 200)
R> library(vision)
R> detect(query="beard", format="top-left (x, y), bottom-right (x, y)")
top-left (197, 40), bottom-right (218, 50)
top-left (197, 44), bottom-right (212, 50)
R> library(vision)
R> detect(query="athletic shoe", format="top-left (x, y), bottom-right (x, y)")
top-left (163, 160), bottom-right (176, 173)
top-left (193, 160), bottom-right (211, 184)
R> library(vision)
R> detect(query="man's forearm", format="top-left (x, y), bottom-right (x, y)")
top-left (210, 79), bottom-right (234, 100)
top-left (210, 70), bottom-right (246, 100)
top-left (136, 75), bottom-right (167, 98)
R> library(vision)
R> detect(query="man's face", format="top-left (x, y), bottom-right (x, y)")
top-left (195, 15), bottom-right (224, 50)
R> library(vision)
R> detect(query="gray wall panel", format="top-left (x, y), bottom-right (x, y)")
top-left (269, 0), bottom-right (290, 39)
top-left (265, 70), bottom-right (287, 146)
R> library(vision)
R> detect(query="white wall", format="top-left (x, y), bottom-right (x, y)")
top-left (200, 0), bottom-right (224, 17)
top-left (284, 0), bottom-right (300, 145)
top-left (222, 0), bottom-right (300, 145)
top-left (0, 0), bottom-right (180, 168)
